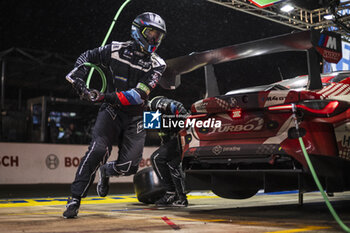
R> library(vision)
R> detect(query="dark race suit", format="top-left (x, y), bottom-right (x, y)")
top-left (148, 97), bottom-right (188, 205)
top-left (69, 41), bottom-right (166, 198)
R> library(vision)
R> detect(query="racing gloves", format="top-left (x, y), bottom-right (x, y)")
top-left (71, 78), bottom-right (103, 102)
top-left (72, 78), bottom-right (88, 97)
top-left (66, 65), bottom-right (146, 106)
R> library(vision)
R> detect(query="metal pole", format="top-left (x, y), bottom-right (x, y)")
top-left (0, 60), bottom-right (3, 141)
top-left (40, 96), bottom-right (47, 142)
top-left (18, 88), bottom-right (22, 110)
top-left (1, 60), bottom-right (5, 110)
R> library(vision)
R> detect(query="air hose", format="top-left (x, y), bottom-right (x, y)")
top-left (292, 104), bottom-right (350, 232)
top-left (86, 0), bottom-right (132, 88)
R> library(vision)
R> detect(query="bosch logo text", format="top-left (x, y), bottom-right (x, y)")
top-left (0, 156), bottom-right (19, 167)
top-left (65, 157), bottom-right (83, 167)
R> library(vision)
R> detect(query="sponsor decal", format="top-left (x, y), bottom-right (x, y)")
top-left (264, 92), bottom-right (289, 107)
top-left (211, 117), bottom-right (264, 133)
top-left (318, 34), bottom-right (337, 50)
top-left (223, 146), bottom-right (241, 152)
top-left (315, 31), bottom-right (342, 63)
top-left (46, 154), bottom-right (59, 169)
top-left (137, 121), bottom-right (144, 134)
top-left (267, 96), bottom-right (286, 101)
top-left (148, 72), bottom-right (160, 88)
top-left (114, 75), bottom-right (127, 82)
top-left (137, 59), bottom-right (151, 67)
top-left (212, 145), bottom-right (241, 155)
top-left (136, 82), bottom-right (150, 95)
top-left (212, 145), bottom-right (223, 155)
top-left (194, 100), bottom-right (208, 112)
top-left (322, 50), bottom-right (342, 63)
top-left (0, 156), bottom-right (19, 167)
top-left (64, 157), bottom-right (82, 167)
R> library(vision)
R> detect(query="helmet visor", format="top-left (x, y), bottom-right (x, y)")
top-left (142, 27), bottom-right (165, 46)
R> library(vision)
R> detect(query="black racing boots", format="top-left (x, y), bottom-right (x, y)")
top-left (63, 197), bottom-right (80, 218)
top-left (97, 165), bottom-right (110, 197)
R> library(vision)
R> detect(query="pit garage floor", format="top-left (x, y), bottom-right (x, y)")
top-left (1, 191), bottom-right (350, 233)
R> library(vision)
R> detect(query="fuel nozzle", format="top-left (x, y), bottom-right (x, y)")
top-left (291, 104), bottom-right (299, 130)
top-left (288, 103), bottom-right (306, 139)
top-left (88, 89), bottom-right (103, 102)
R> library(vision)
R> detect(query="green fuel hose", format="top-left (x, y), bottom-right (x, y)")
top-left (83, 62), bottom-right (106, 93)
top-left (86, 0), bottom-right (132, 91)
top-left (295, 105), bottom-right (350, 232)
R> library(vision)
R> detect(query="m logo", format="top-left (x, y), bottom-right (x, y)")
top-left (326, 36), bottom-right (337, 50)
top-left (319, 34), bottom-right (337, 50)
top-left (143, 110), bottom-right (161, 129)
top-left (316, 31), bottom-right (342, 64)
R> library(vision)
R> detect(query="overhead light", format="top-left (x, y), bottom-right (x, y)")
top-left (280, 4), bottom-right (294, 12)
top-left (324, 14), bottom-right (334, 20)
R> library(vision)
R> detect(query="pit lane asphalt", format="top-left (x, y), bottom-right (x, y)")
top-left (0, 191), bottom-right (349, 233)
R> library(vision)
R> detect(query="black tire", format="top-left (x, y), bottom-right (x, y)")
top-left (211, 175), bottom-right (260, 199)
top-left (133, 167), bottom-right (166, 204)
top-left (212, 187), bottom-right (259, 199)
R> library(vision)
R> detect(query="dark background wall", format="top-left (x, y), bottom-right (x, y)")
top-left (0, 0), bottom-right (309, 104)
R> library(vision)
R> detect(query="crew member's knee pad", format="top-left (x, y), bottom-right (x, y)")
top-left (90, 143), bottom-right (110, 164)
top-left (121, 165), bottom-right (138, 176)
top-left (106, 161), bottom-right (138, 176)
top-left (167, 156), bottom-right (181, 168)
top-left (151, 151), bottom-right (167, 167)
top-left (80, 142), bottom-right (110, 171)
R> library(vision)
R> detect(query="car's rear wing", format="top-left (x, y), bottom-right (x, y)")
top-left (160, 30), bottom-right (342, 91)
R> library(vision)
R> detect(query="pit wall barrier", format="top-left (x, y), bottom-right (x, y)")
top-left (0, 143), bottom-right (157, 184)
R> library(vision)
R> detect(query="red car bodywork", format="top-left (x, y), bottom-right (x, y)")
top-left (179, 72), bottom-right (350, 199)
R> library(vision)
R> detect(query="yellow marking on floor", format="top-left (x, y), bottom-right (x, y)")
top-left (264, 226), bottom-right (331, 233)
top-left (0, 194), bottom-right (218, 208)
top-left (0, 196), bottom-right (136, 208)
top-left (188, 195), bottom-right (219, 200)
top-left (1, 210), bottom-right (107, 216)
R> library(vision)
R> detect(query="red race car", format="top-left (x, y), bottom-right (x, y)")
top-left (180, 70), bottom-right (350, 199)
top-left (134, 30), bottom-right (348, 203)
